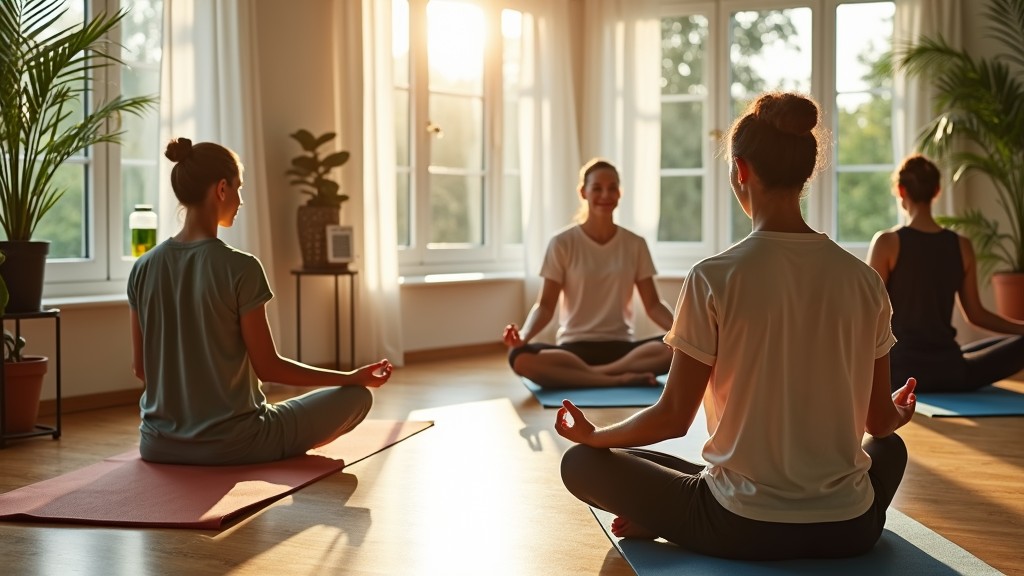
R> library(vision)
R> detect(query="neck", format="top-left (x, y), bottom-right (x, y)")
top-left (580, 218), bottom-right (617, 243)
top-left (904, 203), bottom-right (942, 231)
top-left (750, 189), bottom-right (814, 234)
top-left (174, 210), bottom-right (219, 242)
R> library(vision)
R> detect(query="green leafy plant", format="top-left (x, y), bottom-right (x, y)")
top-left (3, 329), bottom-right (25, 362)
top-left (285, 129), bottom-right (351, 208)
top-left (882, 0), bottom-right (1024, 277)
top-left (0, 0), bottom-right (158, 241)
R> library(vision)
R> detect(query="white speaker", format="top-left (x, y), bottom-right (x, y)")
top-left (325, 224), bottom-right (354, 265)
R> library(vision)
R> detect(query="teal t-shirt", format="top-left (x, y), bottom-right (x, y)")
top-left (127, 238), bottom-right (273, 459)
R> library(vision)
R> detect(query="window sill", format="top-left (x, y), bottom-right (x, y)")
top-left (41, 293), bottom-right (129, 311)
top-left (399, 271), bottom-right (524, 287)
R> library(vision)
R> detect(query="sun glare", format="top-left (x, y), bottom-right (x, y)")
top-left (427, 1), bottom-right (485, 84)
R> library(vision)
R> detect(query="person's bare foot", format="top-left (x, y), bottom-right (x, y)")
top-left (611, 516), bottom-right (658, 539)
top-left (615, 372), bottom-right (657, 387)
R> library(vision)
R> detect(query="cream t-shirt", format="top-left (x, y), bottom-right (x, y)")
top-left (665, 231), bottom-right (895, 523)
top-left (540, 225), bottom-right (657, 344)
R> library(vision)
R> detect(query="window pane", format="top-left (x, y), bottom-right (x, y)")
top-left (661, 101), bottom-right (703, 169)
top-left (34, 164), bottom-right (87, 259)
top-left (836, 92), bottom-right (892, 165)
top-left (397, 171), bottom-right (411, 247)
top-left (837, 171), bottom-right (896, 243)
top-left (661, 15), bottom-right (708, 96)
top-left (121, 0), bottom-right (163, 258)
top-left (427, 0), bottom-right (483, 95)
top-left (429, 94), bottom-right (483, 170)
top-left (429, 173), bottom-right (482, 245)
top-left (395, 89), bottom-right (410, 164)
top-left (393, 0), bottom-right (410, 86)
top-left (658, 176), bottom-right (702, 242)
top-left (729, 7), bottom-right (811, 242)
top-left (835, 2), bottom-right (893, 93)
top-left (503, 175), bottom-right (522, 244)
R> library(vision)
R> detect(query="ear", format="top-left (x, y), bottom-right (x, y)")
top-left (895, 184), bottom-right (909, 199)
top-left (733, 157), bottom-right (751, 185)
top-left (216, 178), bottom-right (229, 200)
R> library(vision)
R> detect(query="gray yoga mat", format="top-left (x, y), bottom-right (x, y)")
top-left (914, 385), bottom-right (1024, 417)
top-left (592, 507), bottom-right (1002, 575)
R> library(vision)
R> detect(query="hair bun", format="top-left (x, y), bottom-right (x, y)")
top-left (754, 92), bottom-right (818, 136)
top-left (164, 138), bottom-right (194, 163)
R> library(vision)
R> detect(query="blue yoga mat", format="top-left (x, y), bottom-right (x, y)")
top-left (592, 507), bottom-right (1001, 575)
top-left (915, 385), bottom-right (1024, 417)
top-left (521, 375), bottom-right (666, 408)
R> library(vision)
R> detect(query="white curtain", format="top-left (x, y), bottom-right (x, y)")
top-left (517, 0), bottom-right (583, 311)
top-left (335, 0), bottom-right (404, 366)
top-left (579, 0), bottom-right (661, 239)
top-left (158, 0), bottom-right (280, 336)
top-left (893, 0), bottom-right (962, 215)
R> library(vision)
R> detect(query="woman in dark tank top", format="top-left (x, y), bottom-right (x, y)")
top-left (867, 154), bottom-right (1024, 392)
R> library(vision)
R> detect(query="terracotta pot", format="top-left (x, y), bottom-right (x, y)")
top-left (992, 272), bottom-right (1024, 321)
top-left (297, 205), bottom-right (340, 269)
top-left (2, 355), bottom-right (47, 434)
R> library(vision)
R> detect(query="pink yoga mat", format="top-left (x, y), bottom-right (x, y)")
top-left (0, 420), bottom-right (432, 529)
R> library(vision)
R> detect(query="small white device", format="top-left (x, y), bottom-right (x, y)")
top-left (325, 224), bottom-right (354, 265)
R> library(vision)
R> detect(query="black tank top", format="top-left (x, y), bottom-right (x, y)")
top-left (888, 227), bottom-right (963, 354)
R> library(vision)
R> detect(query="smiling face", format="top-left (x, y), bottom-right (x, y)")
top-left (580, 167), bottom-right (620, 218)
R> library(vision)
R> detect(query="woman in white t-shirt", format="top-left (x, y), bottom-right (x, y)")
top-left (502, 159), bottom-right (675, 389)
top-left (555, 93), bottom-right (917, 560)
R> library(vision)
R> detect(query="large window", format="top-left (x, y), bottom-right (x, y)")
top-left (656, 0), bottom-right (895, 265)
top-left (35, 0), bottom-right (162, 296)
top-left (393, 0), bottom-right (523, 274)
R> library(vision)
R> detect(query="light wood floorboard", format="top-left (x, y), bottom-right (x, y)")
top-left (1, 351), bottom-right (1021, 575)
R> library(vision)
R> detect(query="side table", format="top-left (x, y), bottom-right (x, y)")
top-left (291, 268), bottom-right (357, 370)
top-left (1, 308), bottom-right (61, 448)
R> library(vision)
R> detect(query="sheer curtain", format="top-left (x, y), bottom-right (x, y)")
top-left (335, 0), bottom-right (404, 365)
top-left (517, 0), bottom-right (582, 310)
top-left (579, 0), bottom-right (661, 238)
top-left (158, 0), bottom-right (279, 335)
top-left (893, 0), bottom-right (962, 215)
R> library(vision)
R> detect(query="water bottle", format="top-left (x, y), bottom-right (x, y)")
top-left (129, 204), bottom-right (158, 257)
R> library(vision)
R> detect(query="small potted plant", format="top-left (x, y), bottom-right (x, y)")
top-left (2, 328), bottom-right (47, 435)
top-left (285, 129), bottom-right (351, 269)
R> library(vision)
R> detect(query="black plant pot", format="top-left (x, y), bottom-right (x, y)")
top-left (0, 241), bottom-right (49, 313)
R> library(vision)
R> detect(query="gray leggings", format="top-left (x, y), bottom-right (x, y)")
top-left (141, 386), bottom-right (373, 465)
top-left (560, 434), bottom-right (907, 561)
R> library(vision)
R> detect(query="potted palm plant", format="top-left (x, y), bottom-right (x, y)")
top-left (886, 0), bottom-right (1024, 318)
top-left (0, 0), bottom-right (157, 312)
top-left (286, 129), bottom-right (351, 269)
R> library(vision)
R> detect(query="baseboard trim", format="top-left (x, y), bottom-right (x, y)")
top-left (39, 388), bottom-right (141, 416)
top-left (404, 342), bottom-right (506, 364)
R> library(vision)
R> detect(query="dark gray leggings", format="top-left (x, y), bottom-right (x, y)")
top-left (892, 335), bottom-right (1024, 392)
top-left (560, 434), bottom-right (907, 561)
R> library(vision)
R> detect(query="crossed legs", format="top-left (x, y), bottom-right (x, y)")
top-left (513, 341), bottom-right (672, 388)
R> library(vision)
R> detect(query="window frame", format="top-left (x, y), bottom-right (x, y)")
top-left (651, 0), bottom-right (897, 270)
top-left (395, 0), bottom-right (524, 276)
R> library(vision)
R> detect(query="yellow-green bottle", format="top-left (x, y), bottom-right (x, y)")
top-left (129, 204), bottom-right (158, 257)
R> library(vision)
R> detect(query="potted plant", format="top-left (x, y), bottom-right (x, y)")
top-left (885, 0), bottom-right (1024, 319)
top-left (0, 0), bottom-right (157, 312)
top-left (2, 328), bottom-right (47, 435)
top-left (285, 129), bottom-right (351, 269)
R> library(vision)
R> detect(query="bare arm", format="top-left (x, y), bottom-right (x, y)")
top-left (956, 237), bottom-right (1024, 335)
top-left (865, 353), bottom-right (916, 437)
top-left (635, 276), bottom-right (675, 332)
top-left (129, 307), bottom-right (145, 382)
top-left (241, 303), bottom-right (392, 388)
top-left (556, 349), bottom-right (711, 448)
top-left (866, 230), bottom-right (898, 285)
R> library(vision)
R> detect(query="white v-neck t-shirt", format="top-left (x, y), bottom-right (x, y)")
top-left (540, 225), bottom-right (657, 344)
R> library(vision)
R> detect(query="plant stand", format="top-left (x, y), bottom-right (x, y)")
top-left (291, 269), bottom-right (357, 370)
top-left (1, 308), bottom-right (61, 447)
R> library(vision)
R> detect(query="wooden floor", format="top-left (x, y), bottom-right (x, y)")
top-left (1, 350), bottom-right (1022, 575)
